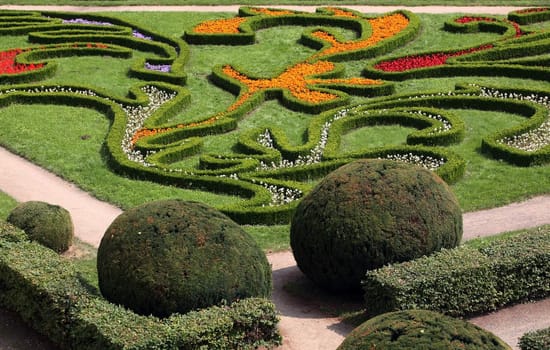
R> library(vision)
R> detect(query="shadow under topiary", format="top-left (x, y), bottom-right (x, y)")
top-left (97, 199), bottom-right (272, 318)
top-left (7, 200), bottom-right (73, 253)
top-left (337, 309), bottom-right (511, 350)
top-left (290, 159), bottom-right (462, 292)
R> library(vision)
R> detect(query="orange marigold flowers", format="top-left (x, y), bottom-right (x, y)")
top-left (312, 13), bottom-right (409, 58)
top-left (193, 17), bottom-right (247, 34)
top-left (223, 61), bottom-right (342, 106)
top-left (325, 7), bottom-right (358, 18)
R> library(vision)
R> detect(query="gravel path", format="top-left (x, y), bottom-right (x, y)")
top-left (0, 5), bottom-right (526, 14)
top-left (0, 4), bottom-right (548, 349)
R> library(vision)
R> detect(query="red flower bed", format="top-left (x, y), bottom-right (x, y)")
top-left (374, 44), bottom-right (494, 72)
top-left (455, 16), bottom-right (496, 24)
top-left (515, 7), bottom-right (549, 14)
top-left (455, 16), bottom-right (523, 37)
top-left (0, 49), bottom-right (44, 74)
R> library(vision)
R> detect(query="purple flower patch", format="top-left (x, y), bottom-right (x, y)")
top-left (133, 30), bottom-right (152, 40)
top-left (63, 18), bottom-right (113, 26)
top-left (145, 62), bottom-right (171, 73)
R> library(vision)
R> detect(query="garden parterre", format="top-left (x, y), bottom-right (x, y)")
top-left (0, 5), bottom-right (549, 349)
top-left (0, 7), bottom-right (548, 224)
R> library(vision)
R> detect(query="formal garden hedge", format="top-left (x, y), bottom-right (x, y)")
top-left (0, 5), bottom-right (549, 348)
top-left (0, 7), bottom-right (548, 224)
top-left (519, 327), bottom-right (550, 350)
top-left (0, 221), bottom-right (281, 349)
top-left (363, 226), bottom-right (550, 317)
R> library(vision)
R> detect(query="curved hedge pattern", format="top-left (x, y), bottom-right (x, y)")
top-left (0, 7), bottom-right (547, 226)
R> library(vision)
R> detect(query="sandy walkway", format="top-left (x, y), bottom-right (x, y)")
top-left (0, 5), bottom-right (525, 14)
top-left (1, 145), bottom-right (550, 349)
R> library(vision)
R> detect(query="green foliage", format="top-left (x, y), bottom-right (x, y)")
top-left (0, 220), bottom-right (281, 349)
top-left (0, 191), bottom-right (17, 220)
top-left (97, 199), bottom-right (272, 317)
top-left (337, 309), bottom-right (511, 350)
top-left (7, 200), bottom-right (73, 253)
top-left (363, 226), bottom-right (550, 317)
top-left (290, 159), bottom-right (462, 292)
top-left (519, 327), bottom-right (550, 350)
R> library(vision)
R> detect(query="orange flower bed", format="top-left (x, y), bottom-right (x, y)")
top-left (223, 61), bottom-right (343, 108)
top-left (325, 7), bottom-right (358, 18)
top-left (312, 13), bottom-right (409, 58)
top-left (249, 8), bottom-right (296, 16)
top-left (193, 17), bottom-right (247, 34)
top-left (131, 114), bottom-right (223, 145)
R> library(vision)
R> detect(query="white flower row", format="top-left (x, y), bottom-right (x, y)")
top-left (477, 86), bottom-right (550, 152)
top-left (120, 86), bottom-right (176, 166)
top-left (381, 153), bottom-right (445, 171)
top-left (257, 107), bottom-right (353, 171)
top-left (408, 110), bottom-right (451, 133)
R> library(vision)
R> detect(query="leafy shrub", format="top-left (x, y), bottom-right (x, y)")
top-left (363, 227), bottom-right (550, 317)
top-left (337, 309), bottom-right (511, 350)
top-left (519, 327), bottom-right (550, 350)
top-left (97, 199), bottom-right (272, 317)
top-left (290, 159), bottom-right (462, 292)
top-left (7, 201), bottom-right (73, 253)
top-left (0, 221), bottom-right (281, 349)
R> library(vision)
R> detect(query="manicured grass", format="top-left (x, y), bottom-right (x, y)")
top-left (0, 191), bottom-right (17, 220)
top-left (0, 0), bottom-right (547, 6)
top-left (0, 11), bottom-right (548, 251)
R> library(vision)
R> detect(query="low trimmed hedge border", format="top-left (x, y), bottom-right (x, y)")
top-left (363, 226), bottom-right (550, 317)
top-left (0, 221), bottom-right (281, 349)
top-left (519, 327), bottom-right (550, 350)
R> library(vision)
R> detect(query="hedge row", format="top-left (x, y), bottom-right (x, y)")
top-left (519, 327), bottom-right (550, 350)
top-left (185, 7), bottom-right (420, 63)
top-left (363, 226), bottom-right (550, 317)
top-left (508, 7), bottom-right (550, 25)
top-left (365, 12), bottom-right (549, 82)
top-left (0, 221), bottom-right (281, 349)
top-left (0, 10), bottom-right (188, 85)
top-left (358, 84), bottom-right (550, 167)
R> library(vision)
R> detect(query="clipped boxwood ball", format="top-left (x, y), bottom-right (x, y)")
top-left (337, 309), bottom-right (511, 350)
top-left (7, 201), bottom-right (73, 253)
top-left (290, 159), bottom-right (462, 292)
top-left (97, 199), bottom-right (272, 317)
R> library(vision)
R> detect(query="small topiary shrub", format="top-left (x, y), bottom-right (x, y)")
top-left (7, 201), bottom-right (73, 253)
top-left (97, 199), bottom-right (272, 317)
top-left (519, 327), bottom-right (550, 350)
top-left (337, 309), bottom-right (512, 350)
top-left (290, 159), bottom-right (462, 292)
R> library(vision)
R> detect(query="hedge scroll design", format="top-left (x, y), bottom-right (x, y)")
top-left (0, 8), bottom-right (548, 225)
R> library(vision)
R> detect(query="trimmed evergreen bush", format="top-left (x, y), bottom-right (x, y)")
top-left (0, 221), bottom-right (281, 349)
top-left (519, 327), bottom-right (550, 350)
top-left (363, 227), bottom-right (550, 317)
top-left (7, 201), bottom-right (73, 253)
top-left (97, 199), bottom-right (272, 317)
top-left (290, 159), bottom-right (462, 292)
top-left (337, 309), bottom-right (511, 350)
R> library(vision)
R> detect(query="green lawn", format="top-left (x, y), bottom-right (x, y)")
top-left (0, 9), bottom-right (548, 251)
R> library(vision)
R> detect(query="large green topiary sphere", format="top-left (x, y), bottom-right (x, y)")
top-left (290, 159), bottom-right (462, 292)
top-left (97, 199), bottom-right (272, 317)
top-left (7, 201), bottom-right (73, 253)
top-left (337, 309), bottom-right (512, 350)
